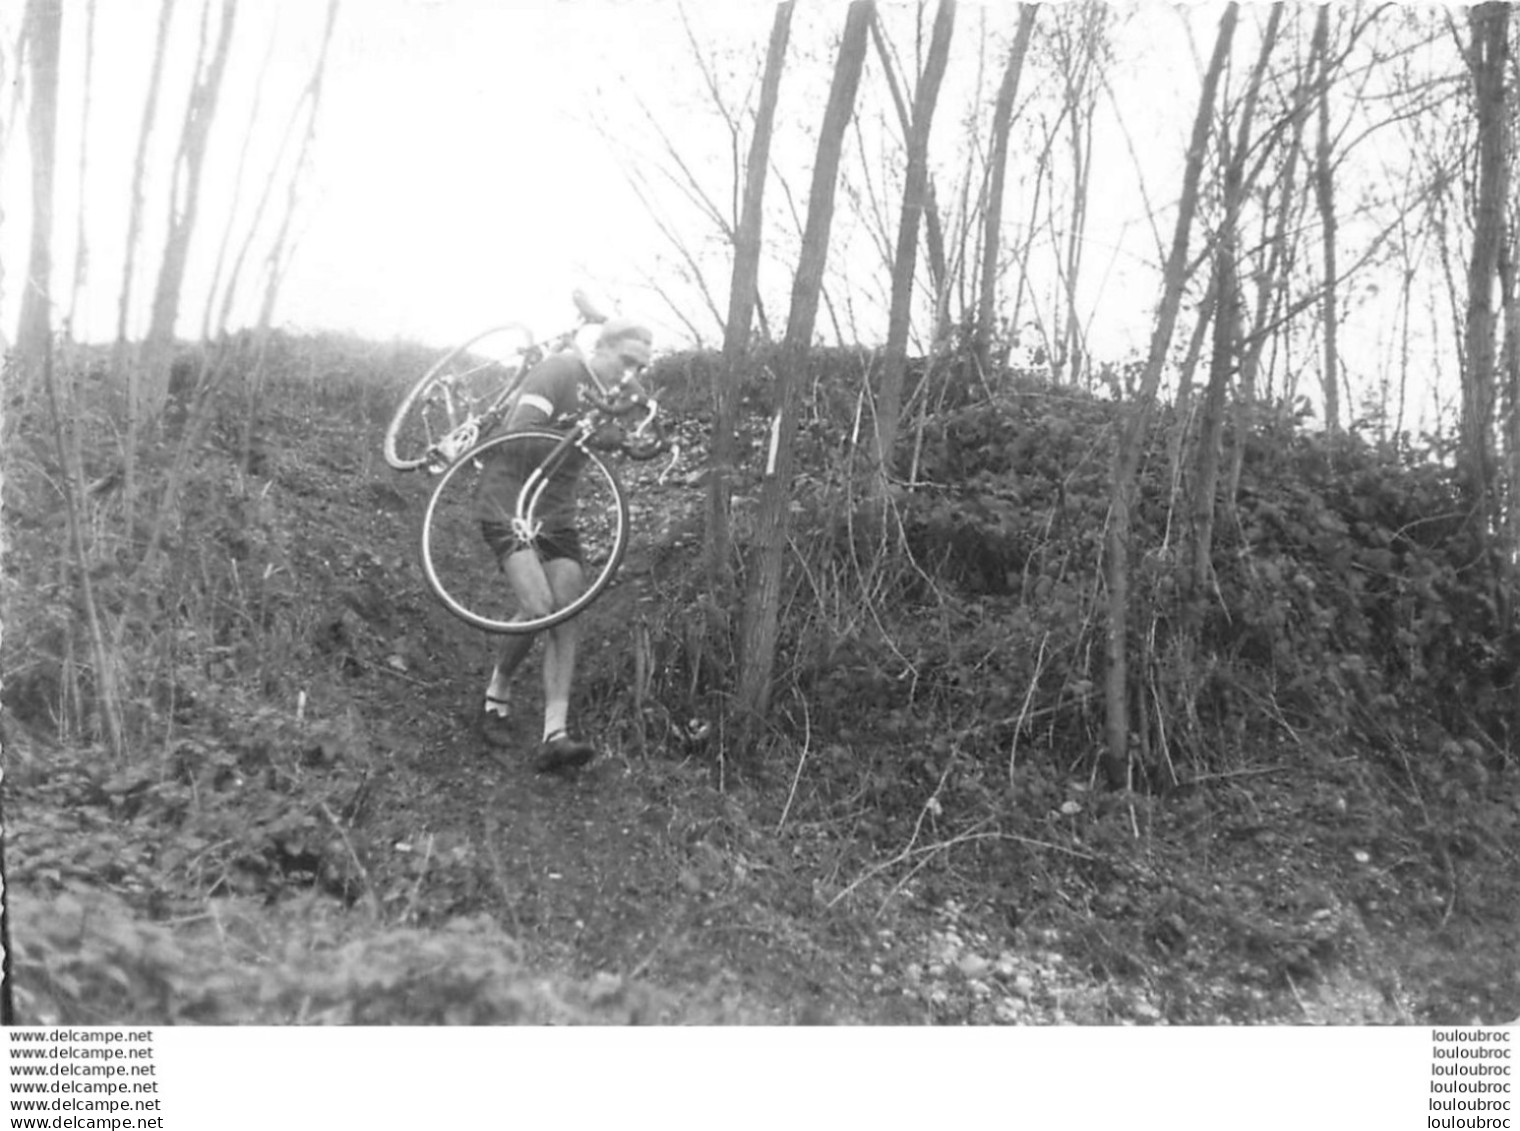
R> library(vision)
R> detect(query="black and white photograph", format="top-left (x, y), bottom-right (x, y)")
top-left (0, 0), bottom-right (1516, 1122)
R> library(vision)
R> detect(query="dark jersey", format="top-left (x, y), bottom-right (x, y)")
top-left (474, 352), bottom-right (595, 555)
top-left (503, 351), bottom-right (596, 432)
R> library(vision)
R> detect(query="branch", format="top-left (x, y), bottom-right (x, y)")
top-left (621, 164), bottom-right (728, 336)
top-left (629, 88), bottom-right (734, 242)
top-left (676, 0), bottom-right (744, 232)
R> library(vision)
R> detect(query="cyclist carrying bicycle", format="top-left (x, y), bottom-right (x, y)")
top-left (474, 317), bottom-right (655, 772)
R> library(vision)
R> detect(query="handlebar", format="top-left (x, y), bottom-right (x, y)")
top-left (581, 387), bottom-right (672, 461)
top-left (534, 294), bottom-right (676, 461)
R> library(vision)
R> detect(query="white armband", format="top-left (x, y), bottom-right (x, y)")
top-left (518, 393), bottom-right (555, 420)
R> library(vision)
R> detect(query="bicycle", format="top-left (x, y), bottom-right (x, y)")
top-left (381, 289), bottom-right (608, 473)
top-left (394, 299), bottom-right (674, 635)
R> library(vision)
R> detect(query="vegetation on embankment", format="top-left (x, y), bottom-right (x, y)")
top-left (2, 333), bottom-right (1516, 1024)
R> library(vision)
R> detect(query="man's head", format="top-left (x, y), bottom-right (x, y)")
top-left (597, 319), bottom-right (653, 364)
top-left (589, 317), bottom-right (656, 392)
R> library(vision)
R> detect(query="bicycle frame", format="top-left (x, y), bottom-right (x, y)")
top-left (507, 383), bottom-right (665, 544)
top-left (418, 305), bottom-right (608, 473)
top-left (417, 364), bottom-right (673, 635)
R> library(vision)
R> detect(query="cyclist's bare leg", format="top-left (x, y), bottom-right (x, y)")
top-left (486, 632), bottom-right (535, 710)
top-left (537, 557), bottom-right (586, 741)
top-left (486, 548), bottom-right (556, 714)
top-left (491, 551), bottom-right (585, 742)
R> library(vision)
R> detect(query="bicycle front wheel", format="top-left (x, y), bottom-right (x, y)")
top-left (420, 431), bottom-right (630, 633)
top-left (383, 324), bottom-right (535, 471)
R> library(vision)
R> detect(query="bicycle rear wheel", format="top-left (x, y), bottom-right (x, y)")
top-left (383, 324), bottom-right (535, 471)
top-left (420, 430), bottom-right (630, 634)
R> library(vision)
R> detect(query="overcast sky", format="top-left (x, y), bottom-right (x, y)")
top-left (0, 0), bottom-right (1458, 436)
top-left (1, 1), bottom-right (804, 350)
top-left (1, 1), bottom-right (1191, 349)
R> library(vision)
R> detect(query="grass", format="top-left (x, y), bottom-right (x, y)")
top-left (2, 331), bottom-right (1517, 1025)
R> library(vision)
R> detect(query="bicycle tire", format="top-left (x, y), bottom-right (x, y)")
top-left (383, 323), bottom-right (535, 471)
top-left (420, 430), bottom-right (630, 634)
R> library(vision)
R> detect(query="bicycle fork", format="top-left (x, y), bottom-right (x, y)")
top-left (509, 463), bottom-right (553, 545)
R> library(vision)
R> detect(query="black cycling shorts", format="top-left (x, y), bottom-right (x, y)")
top-left (480, 519), bottom-right (583, 566)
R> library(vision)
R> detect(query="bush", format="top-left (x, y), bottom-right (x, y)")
top-left (10, 889), bottom-right (674, 1025)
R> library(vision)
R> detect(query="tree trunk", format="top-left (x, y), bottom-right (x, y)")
top-left (249, 0), bottom-right (337, 323)
top-left (1193, 256), bottom-right (1238, 589)
top-left (19, 0), bottom-right (126, 758)
top-left (1228, 2), bottom-right (1297, 509)
top-left (709, 1), bottom-right (794, 600)
top-left (114, 0), bottom-right (178, 521)
top-left (1103, 2), bottom-right (1236, 789)
top-left (1166, 277), bottom-right (1218, 539)
top-left (43, 331), bottom-right (127, 759)
top-left (869, 8), bottom-right (949, 308)
top-left (115, 0), bottom-right (178, 394)
top-left (1311, 5), bottom-right (1340, 435)
top-left (1241, 3), bottom-right (1310, 400)
top-left (200, 27), bottom-right (281, 340)
top-left (1058, 103), bottom-right (1091, 387)
top-left (1499, 236), bottom-right (1519, 609)
top-left (66, 0), bottom-right (98, 332)
top-left (1053, 2), bottom-right (1104, 388)
top-left (1192, 3), bottom-right (1279, 591)
top-left (137, 0), bottom-right (341, 579)
top-left (0, 767), bottom-right (12, 1022)
top-left (871, 0), bottom-right (956, 481)
top-left (15, 0), bottom-right (62, 362)
top-left (1459, 1), bottom-right (1509, 522)
top-left (140, 0), bottom-right (238, 418)
top-left (735, 0), bottom-right (873, 736)
top-left (975, 5), bottom-right (1039, 378)
top-left (240, 0), bottom-right (340, 473)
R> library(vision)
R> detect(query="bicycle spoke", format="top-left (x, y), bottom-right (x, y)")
top-left (384, 324), bottom-right (533, 471)
top-left (421, 431), bottom-right (628, 634)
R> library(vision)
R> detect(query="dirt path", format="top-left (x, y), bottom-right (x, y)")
top-left (346, 458), bottom-right (907, 1021)
top-left (356, 679), bottom-right (894, 1023)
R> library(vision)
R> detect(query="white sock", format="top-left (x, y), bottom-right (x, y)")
top-left (543, 703), bottom-right (568, 742)
top-left (484, 667), bottom-right (510, 716)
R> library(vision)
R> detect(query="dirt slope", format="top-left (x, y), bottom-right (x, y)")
top-left (288, 393), bottom-right (1518, 1026)
top-left (5, 361), bottom-right (1517, 1026)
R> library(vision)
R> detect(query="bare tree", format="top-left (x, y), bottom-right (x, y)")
top-left (1047, 1), bottom-right (1106, 386)
top-left (1311, 5), bottom-right (1341, 435)
top-left (1192, 4), bottom-right (1281, 591)
top-left (236, 0), bottom-right (341, 470)
top-left (1502, 232), bottom-right (1519, 598)
top-left (114, 0), bottom-right (177, 517)
top-left (1458, 1), bottom-right (1509, 523)
top-left (140, 0), bottom-right (238, 418)
top-left (1103, 2), bottom-right (1237, 789)
top-left (868, 7), bottom-right (949, 308)
top-left (1239, 8), bottom-right (1315, 401)
top-left (136, 0), bottom-right (342, 579)
top-left (871, 0), bottom-right (956, 481)
top-left (736, 0), bottom-right (874, 733)
top-left (18, 0), bottom-right (126, 757)
top-left (709, 1), bottom-right (795, 597)
top-left (65, 0), bottom-right (97, 331)
top-left (14, 0), bottom-right (59, 361)
top-left (975, 4), bottom-right (1039, 377)
top-left (200, 22), bottom-right (281, 340)
top-left (0, 30), bottom-right (11, 359)
top-left (115, 0), bottom-right (178, 389)
top-left (1003, 70), bottom-right (1088, 380)
top-left (596, 6), bottom-right (776, 345)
